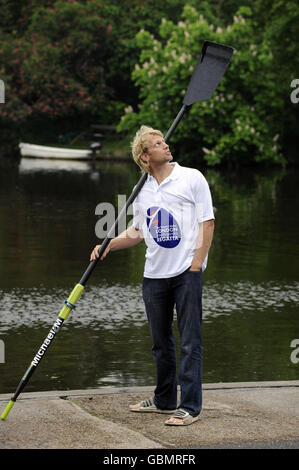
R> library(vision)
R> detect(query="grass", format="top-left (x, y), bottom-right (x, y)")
top-left (44, 133), bottom-right (132, 160)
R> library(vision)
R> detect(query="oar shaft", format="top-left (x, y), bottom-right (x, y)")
top-left (164, 104), bottom-right (188, 143)
top-left (0, 318), bottom-right (64, 420)
top-left (1, 283), bottom-right (85, 420)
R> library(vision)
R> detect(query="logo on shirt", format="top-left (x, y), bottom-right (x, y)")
top-left (146, 206), bottom-right (181, 248)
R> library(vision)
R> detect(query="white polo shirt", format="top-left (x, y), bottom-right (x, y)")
top-left (132, 162), bottom-right (215, 279)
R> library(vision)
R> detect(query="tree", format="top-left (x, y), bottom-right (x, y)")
top-left (117, 4), bottom-right (293, 167)
top-left (0, 1), bottom-right (113, 127)
top-left (0, 0), bottom-right (185, 135)
top-left (0, 0), bottom-right (297, 164)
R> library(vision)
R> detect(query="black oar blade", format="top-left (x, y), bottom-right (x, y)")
top-left (184, 41), bottom-right (234, 106)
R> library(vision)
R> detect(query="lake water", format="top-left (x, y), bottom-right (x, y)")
top-left (0, 156), bottom-right (298, 394)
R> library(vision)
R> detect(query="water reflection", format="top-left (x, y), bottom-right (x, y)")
top-left (0, 157), bottom-right (298, 393)
top-left (19, 157), bottom-right (92, 173)
top-left (203, 280), bottom-right (299, 318)
top-left (0, 280), bottom-right (298, 332)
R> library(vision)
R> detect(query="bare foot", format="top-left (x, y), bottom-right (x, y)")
top-left (129, 402), bottom-right (142, 411)
top-left (165, 417), bottom-right (184, 425)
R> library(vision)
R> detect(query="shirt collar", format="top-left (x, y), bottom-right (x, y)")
top-left (168, 162), bottom-right (181, 180)
top-left (147, 162), bottom-right (181, 183)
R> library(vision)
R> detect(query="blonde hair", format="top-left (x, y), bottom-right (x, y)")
top-left (131, 125), bottom-right (163, 172)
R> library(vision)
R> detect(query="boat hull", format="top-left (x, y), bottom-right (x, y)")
top-left (19, 143), bottom-right (95, 160)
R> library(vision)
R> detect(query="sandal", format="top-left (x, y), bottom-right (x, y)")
top-left (165, 408), bottom-right (199, 426)
top-left (129, 397), bottom-right (176, 414)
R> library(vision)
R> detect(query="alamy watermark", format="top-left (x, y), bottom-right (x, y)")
top-left (290, 79), bottom-right (299, 104)
top-left (95, 195), bottom-right (205, 249)
top-left (290, 339), bottom-right (299, 364)
top-left (0, 339), bottom-right (4, 363)
top-left (0, 79), bottom-right (4, 104)
top-left (95, 195), bottom-right (134, 239)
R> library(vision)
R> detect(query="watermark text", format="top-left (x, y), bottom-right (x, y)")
top-left (95, 195), bottom-right (133, 239)
top-left (0, 79), bottom-right (4, 104)
top-left (290, 339), bottom-right (299, 364)
top-left (290, 79), bottom-right (299, 104)
top-left (0, 339), bottom-right (5, 363)
top-left (94, 195), bottom-right (205, 249)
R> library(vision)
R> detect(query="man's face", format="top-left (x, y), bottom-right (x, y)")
top-left (143, 134), bottom-right (173, 167)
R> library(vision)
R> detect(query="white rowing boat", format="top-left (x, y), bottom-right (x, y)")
top-left (19, 142), bottom-right (101, 160)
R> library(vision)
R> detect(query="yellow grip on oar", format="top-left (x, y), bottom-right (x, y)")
top-left (1, 400), bottom-right (15, 420)
top-left (58, 283), bottom-right (85, 320)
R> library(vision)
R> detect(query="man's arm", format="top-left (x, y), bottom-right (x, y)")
top-left (90, 226), bottom-right (143, 261)
top-left (190, 219), bottom-right (214, 271)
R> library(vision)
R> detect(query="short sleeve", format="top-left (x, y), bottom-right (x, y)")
top-left (190, 170), bottom-right (215, 223)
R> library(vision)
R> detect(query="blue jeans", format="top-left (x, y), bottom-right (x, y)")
top-left (142, 268), bottom-right (203, 417)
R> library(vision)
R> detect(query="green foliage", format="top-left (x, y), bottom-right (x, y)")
top-left (0, 1), bottom-right (112, 124)
top-left (0, 0), bottom-right (297, 166)
top-left (118, 4), bottom-right (289, 166)
top-left (0, 0), bottom-right (185, 129)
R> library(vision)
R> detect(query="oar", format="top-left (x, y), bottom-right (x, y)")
top-left (1, 40), bottom-right (233, 421)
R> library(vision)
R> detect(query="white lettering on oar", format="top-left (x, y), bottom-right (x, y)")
top-left (31, 318), bottom-right (63, 366)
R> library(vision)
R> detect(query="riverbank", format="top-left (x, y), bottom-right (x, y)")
top-left (1, 381), bottom-right (298, 450)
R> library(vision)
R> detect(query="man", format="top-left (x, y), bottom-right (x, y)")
top-left (90, 125), bottom-right (214, 426)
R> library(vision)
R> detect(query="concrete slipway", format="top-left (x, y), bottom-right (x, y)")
top-left (0, 381), bottom-right (298, 451)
